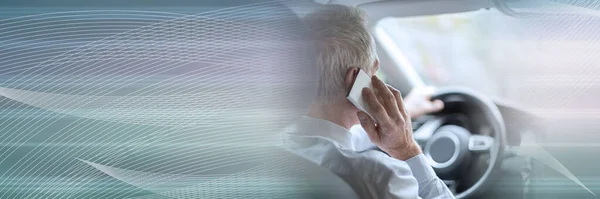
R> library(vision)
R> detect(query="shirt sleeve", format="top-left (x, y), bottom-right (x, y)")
top-left (405, 154), bottom-right (455, 199)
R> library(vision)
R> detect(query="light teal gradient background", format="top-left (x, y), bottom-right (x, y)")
top-left (0, 0), bottom-right (321, 198)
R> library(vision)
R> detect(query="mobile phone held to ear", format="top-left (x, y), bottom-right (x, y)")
top-left (347, 69), bottom-right (376, 121)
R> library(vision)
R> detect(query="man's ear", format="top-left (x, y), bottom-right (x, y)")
top-left (372, 59), bottom-right (380, 75)
top-left (344, 67), bottom-right (360, 91)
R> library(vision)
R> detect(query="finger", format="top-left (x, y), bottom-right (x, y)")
top-left (362, 87), bottom-right (391, 124)
top-left (357, 111), bottom-right (379, 142)
top-left (387, 85), bottom-right (408, 119)
top-left (374, 82), bottom-right (384, 104)
top-left (431, 99), bottom-right (444, 111)
top-left (371, 76), bottom-right (401, 120)
top-left (377, 94), bottom-right (384, 106)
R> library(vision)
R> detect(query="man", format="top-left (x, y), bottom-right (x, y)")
top-left (284, 4), bottom-right (454, 199)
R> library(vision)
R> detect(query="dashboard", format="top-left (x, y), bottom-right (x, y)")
top-left (494, 100), bottom-right (546, 147)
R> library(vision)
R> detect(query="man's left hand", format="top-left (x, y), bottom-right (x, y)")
top-left (404, 87), bottom-right (444, 118)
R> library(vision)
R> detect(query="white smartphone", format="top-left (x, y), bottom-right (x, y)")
top-left (346, 69), bottom-right (375, 121)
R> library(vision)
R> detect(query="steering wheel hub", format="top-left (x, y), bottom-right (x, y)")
top-left (429, 135), bottom-right (456, 163)
top-left (424, 125), bottom-right (471, 175)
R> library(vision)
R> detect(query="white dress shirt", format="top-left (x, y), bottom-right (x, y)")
top-left (283, 116), bottom-right (455, 199)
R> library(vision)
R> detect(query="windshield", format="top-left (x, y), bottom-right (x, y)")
top-left (376, 9), bottom-right (528, 102)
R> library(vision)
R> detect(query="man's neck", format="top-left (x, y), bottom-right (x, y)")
top-left (308, 101), bottom-right (357, 130)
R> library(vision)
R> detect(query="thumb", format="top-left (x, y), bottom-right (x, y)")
top-left (357, 111), bottom-right (378, 141)
top-left (432, 99), bottom-right (444, 111)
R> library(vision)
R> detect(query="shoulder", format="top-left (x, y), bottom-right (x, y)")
top-left (343, 150), bottom-right (420, 198)
top-left (287, 137), bottom-right (420, 198)
top-left (287, 135), bottom-right (414, 178)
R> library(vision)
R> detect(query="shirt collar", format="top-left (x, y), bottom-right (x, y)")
top-left (284, 116), bottom-right (356, 150)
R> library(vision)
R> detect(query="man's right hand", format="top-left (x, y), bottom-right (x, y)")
top-left (356, 76), bottom-right (422, 161)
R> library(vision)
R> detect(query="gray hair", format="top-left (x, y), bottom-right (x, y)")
top-left (304, 5), bottom-right (378, 102)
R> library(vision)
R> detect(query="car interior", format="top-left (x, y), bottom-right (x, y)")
top-left (296, 0), bottom-right (596, 198)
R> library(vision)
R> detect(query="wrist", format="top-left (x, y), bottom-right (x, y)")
top-left (387, 143), bottom-right (422, 161)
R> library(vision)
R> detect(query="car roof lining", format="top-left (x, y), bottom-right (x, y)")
top-left (314, 0), bottom-right (493, 23)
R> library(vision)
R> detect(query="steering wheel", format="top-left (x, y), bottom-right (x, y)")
top-left (413, 87), bottom-right (506, 199)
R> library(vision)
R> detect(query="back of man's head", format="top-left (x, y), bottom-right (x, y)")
top-left (304, 5), bottom-right (377, 103)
